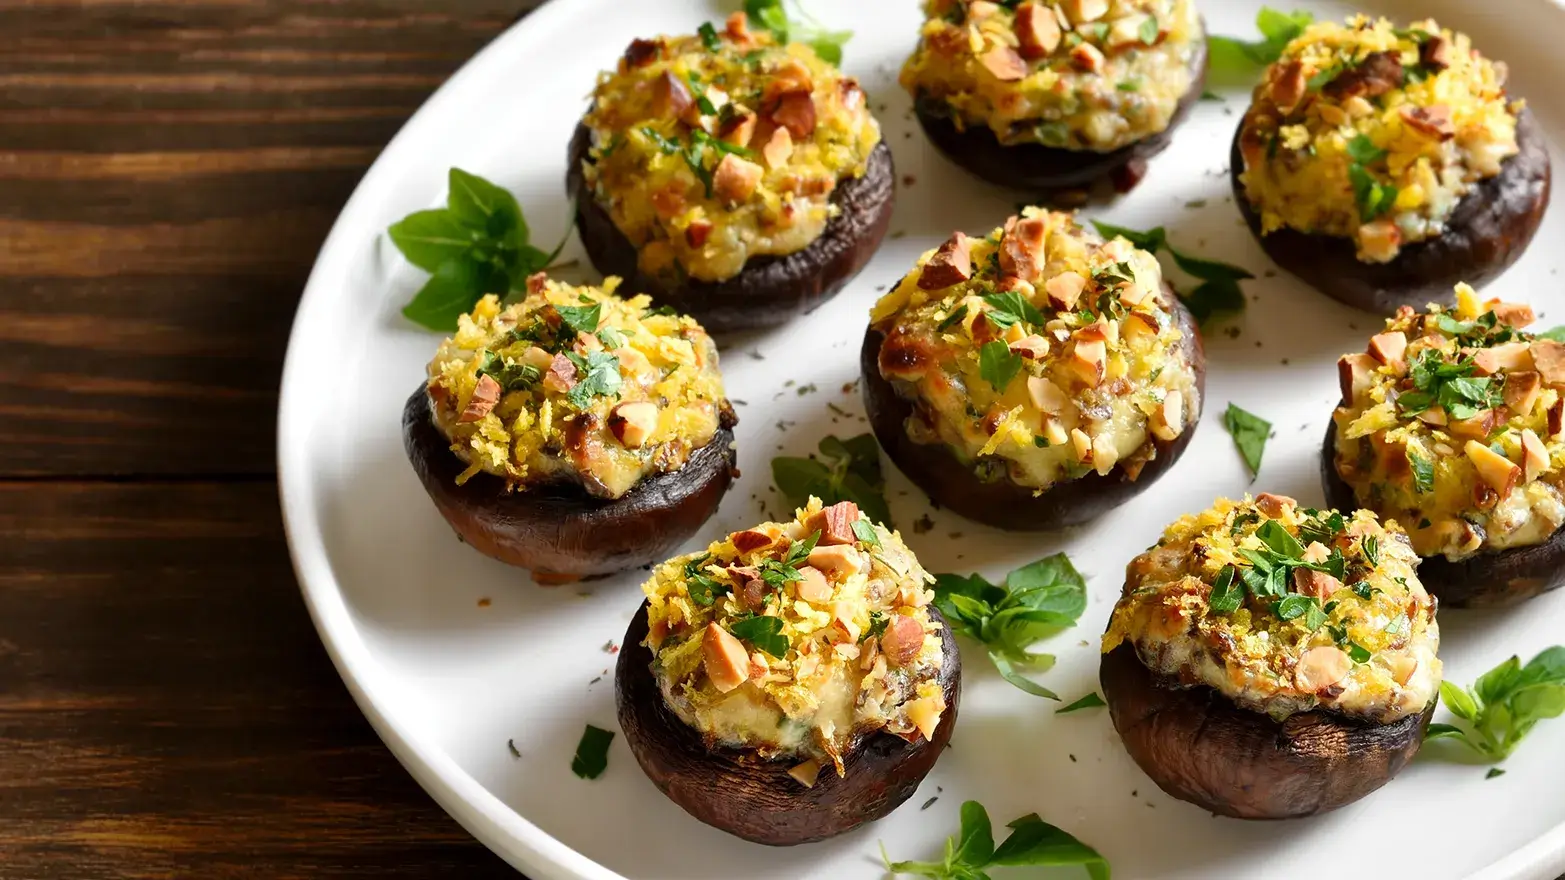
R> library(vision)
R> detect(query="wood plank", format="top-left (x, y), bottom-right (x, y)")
top-left (0, 481), bottom-right (514, 878)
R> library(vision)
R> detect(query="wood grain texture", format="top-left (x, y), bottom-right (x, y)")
top-left (0, 0), bottom-right (538, 875)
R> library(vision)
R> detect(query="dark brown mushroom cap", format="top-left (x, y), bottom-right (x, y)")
top-left (402, 387), bottom-right (736, 582)
top-left (1320, 419), bottom-right (1565, 606)
top-left (859, 286), bottom-right (1205, 531)
top-left (1231, 105), bottom-right (1550, 315)
top-left (568, 125), bottom-right (895, 335)
top-left (911, 34), bottom-right (1207, 193)
top-left (615, 601), bottom-right (961, 846)
top-left (1100, 643), bottom-right (1435, 819)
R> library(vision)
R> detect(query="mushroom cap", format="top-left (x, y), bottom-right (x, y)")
top-left (859, 285), bottom-right (1205, 531)
top-left (1100, 643), bottom-right (1435, 819)
top-left (1231, 105), bottom-right (1550, 315)
top-left (1321, 419), bottom-right (1565, 607)
top-left (614, 601), bottom-right (961, 845)
top-left (402, 387), bottom-right (736, 582)
top-left (910, 33), bottom-right (1207, 193)
top-left (568, 126), bottom-right (895, 335)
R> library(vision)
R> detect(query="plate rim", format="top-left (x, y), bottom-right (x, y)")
top-left (275, 1), bottom-right (1565, 878)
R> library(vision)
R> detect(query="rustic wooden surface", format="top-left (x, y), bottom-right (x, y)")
top-left (0, 1), bottom-right (537, 875)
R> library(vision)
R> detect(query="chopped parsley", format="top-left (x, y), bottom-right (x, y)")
top-left (981, 290), bottom-right (1044, 328)
top-left (564, 350), bottom-right (622, 408)
top-left (978, 339), bottom-right (1023, 392)
top-left (555, 302), bottom-right (601, 335)
top-left (570, 724), bottom-right (614, 779)
top-left (476, 350), bottom-right (541, 391)
top-left (1222, 403), bottom-right (1271, 477)
top-left (1090, 220), bottom-right (1253, 323)
top-left (729, 614), bottom-right (789, 658)
top-left (697, 21), bottom-right (721, 51)
top-left (1409, 451), bottom-right (1435, 494)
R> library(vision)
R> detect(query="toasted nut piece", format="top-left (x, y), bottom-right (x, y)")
top-left (1295, 646), bottom-right (1352, 694)
top-left (1400, 104), bottom-right (1454, 139)
top-left (1323, 50), bottom-right (1403, 100)
top-left (1062, 0), bottom-right (1108, 23)
top-left (1466, 440), bottom-right (1521, 497)
top-left (543, 353), bottom-right (577, 393)
top-left (787, 759), bottom-right (821, 788)
top-left (1301, 541), bottom-right (1330, 564)
top-left (1367, 331), bottom-right (1408, 371)
top-left (622, 37), bottom-right (661, 69)
top-left (1550, 398), bottom-right (1564, 439)
top-left (1069, 339), bottom-right (1106, 386)
top-left (1531, 340), bottom-right (1565, 385)
top-left (1387, 654), bottom-right (1419, 686)
top-left (918, 232), bottom-right (974, 290)
top-left (769, 59), bottom-right (813, 97)
top-left (999, 216), bottom-right (1048, 282)
top-left (652, 70), bottom-right (694, 118)
top-left (703, 623), bottom-right (751, 693)
top-left (967, 0), bottom-right (1001, 18)
top-left (459, 374), bottom-right (501, 423)
top-left (1472, 341), bottom-right (1534, 376)
top-left (1358, 220), bottom-right (1402, 262)
top-left (717, 110), bottom-right (756, 147)
top-left (1070, 427), bottom-right (1092, 462)
top-left (1489, 301), bottom-right (1535, 327)
top-left (1338, 353), bottom-right (1378, 404)
top-left (905, 695), bottom-right (943, 741)
top-left (712, 153), bottom-right (764, 202)
top-left (806, 500), bottom-right (861, 545)
top-left (1447, 409), bottom-right (1500, 442)
top-left (1255, 493), bottom-right (1295, 517)
top-left (1151, 392), bottom-right (1184, 441)
top-left (1269, 60), bottom-right (1307, 113)
top-left (1504, 371), bottom-right (1543, 415)
top-left (880, 615), bottom-right (926, 667)
top-left (1522, 429), bottom-right (1550, 483)
top-left (1069, 41), bottom-right (1105, 72)
top-left (761, 126), bottom-right (793, 168)
top-left (684, 218), bottom-right (713, 249)
top-left (1293, 568), bottom-right (1342, 601)
top-left (1091, 432), bottom-right (1119, 475)
top-left (1011, 334), bottom-right (1051, 359)
top-left (1015, 3), bottom-right (1061, 58)
top-left (795, 565), bottom-right (833, 603)
top-left (1027, 375), bottom-right (1069, 413)
top-left (607, 401), bottom-right (659, 448)
top-left (1420, 35), bottom-right (1450, 71)
top-left (980, 44), bottom-right (1028, 81)
top-left (1044, 271), bottom-right (1087, 311)
top-left (768, 91), bottom-right (816, 139)
top-left (1416, 408), bottom-right (1448, 427)
top-left (730, 529), bottom-right (774, 553)
top-left (1041, 416), bottom-right (1069, 447)
top-left (725, 10), bottom-right (751, 42)
top-left (807, 543), bottom-right (863, 580)
top-left (522, 345), bottom-right (555, 370)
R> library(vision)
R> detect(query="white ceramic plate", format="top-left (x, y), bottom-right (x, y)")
top-left (278, 1), bottom-right (1565, 877)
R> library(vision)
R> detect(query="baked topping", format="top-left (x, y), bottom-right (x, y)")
top-left (640, 499), bottom-right (946, 776)
top-left (1236, 16), bottom-right (1520, 263)
top-left (581, 13), bottom-right (881, 283)
top-left (1332, 285), bottom-right (1565, 561)
top-left (1103, 495), bottom-right (1441, 723)
top-left (424, 276), bottom-right (728, 500)
top-left (900, 0), bottom-right (1203, 150)
top-left (869, 208), bottom-right (1199, 491)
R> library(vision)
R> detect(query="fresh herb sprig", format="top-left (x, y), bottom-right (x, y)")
top-left (1397, 348), bottom-right (1501, 421)
top-left (388, 168), bottom-right (568, 331)
top-left (1207, 8), bottom-right (1314, 81)
top-left (1056, 692), bottom-right (1106, 714)
top-left (772, 434), bottom-right (893, 527)
top-left (742, 0), bottom-right (852, 64)
top-left (1223, 403), bottom-right (1272, 478)
top-left (1427, 647), bottom-right (1565, 763)
top-left (933, 554), bottom-right (1088, 699)
top-left (1091, 221), bottom-right (1255, 323)
top-left (882, 801), bottom-right (1109, 880)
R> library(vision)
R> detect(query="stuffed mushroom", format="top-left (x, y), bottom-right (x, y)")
top-left (567, 12), bottom-right (894, 333)
top-left (862, 208), bottom-right (1204, 531)
top-left (616, 499), bottom-right (959, 845)
top-left (1232, 15), bottom-right (1550, 314)
top-left (1323, 286), bottom-right (1565, 606)
top-left (1101, 494), bottom-right (1441, 819)
top-left (403, 275), bottom-right (736, 582)
top-left (901, 0), bottom-right (1207, 194)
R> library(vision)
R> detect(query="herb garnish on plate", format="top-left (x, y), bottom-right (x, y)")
top-left (772, 434), bottom-right (893, 527)
top-left (882, 800), bottom-right (1109, 880)
top-left (1090, 221), bottom-right (1255, 323)
top-left (1427, 646), bottom-right (1565, 764)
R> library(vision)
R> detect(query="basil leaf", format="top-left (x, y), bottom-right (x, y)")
top-left (1168, 248), bottom-right (1255, 282)
top-left (1090, 220), bottom-right (1166, 252)
top-left (1207, 8), bottom-right (1313, 78)
top-left (990, 650), bottom-right (1061, 700)
top-left (1275, 594), bottom-right (1314, 621)
top-left (448, 167), bottom-right (525, 245)
top-left (1537, 326), bottom-right (1565, 342)
top-left (1056, 692), bottom-right (1106, 714)
top-left (979, 340), bottom-right (1023, 392)
top-left (851, 519), bottom-right (881, 549)
top-left (771, 434), bottom-right (892, 528)
top-left (743, 0), bottom-right (789, 41)
top-left (1223, 403), bottom-right (1272, 477)
top-left (570, 723), bottom-right (614, 779)
top-left (1346, 133), bottom-right (1388, 165)
top-left (388, 209), bottom-right (476, 272)
top-left (1409, 451), bottom-right (1435, 494)
top-left (556, 302), bottom-right (602, 335)
top-left (953, 800), bottom-right (996, 867)
top-left (729, 615), bottom-right (788, 658)
top-left (1424, 722), bottom-right (1468, 741)
top-left (1441, 680), bottom-right (1481, 722)
top-left (990, 813), bottom-right (1110, 880)
top-left (1208, 564), bottom-right (1243, 613)
top-left (983, 290), bottom-right (1045, 327)
top-left (401, 256), bottom-right (502, 331)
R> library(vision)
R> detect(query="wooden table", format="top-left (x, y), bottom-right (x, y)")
top-left (0, 2), bottom-right (536, 875)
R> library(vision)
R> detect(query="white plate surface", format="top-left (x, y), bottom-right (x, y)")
top-left (278, 1), bottom-right (1565, 877)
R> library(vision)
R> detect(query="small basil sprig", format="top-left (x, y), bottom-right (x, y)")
top-left (743, 0), bottom-right (852, 65)
top-left (1222, 403), bottom-right (1272, 478)
top-left (387, 168), bottom-right (568, 331)
top-left (1091, 221), bottom-right (1254, 324)
top-left (1207, 8), bottom-right (1314, 81)
top-left (772, 434), bottom-right (893, 527)
top-left (1427, 647), bottom-right (1565, 764)
top-left (933, 554), bottom-right (1087, 699)
top-left (883, 800), bottom-right (1109, 880)
top-left (1537, 326), bottom-right (1565, 342)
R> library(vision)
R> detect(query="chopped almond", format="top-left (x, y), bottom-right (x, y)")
top-left (1269, 60), bottom-right (1307, 113)
top-left (622, 38), bottom-right (661, 69)
top-left (1044, 271), bottom-right (1087, 311)
top-left (1550, 398), bottom-right (1564, 440)
top-left (1062, 0), bottom-right (1108, 23)
top-left (459, 374), bottom-right (501, 423)
top-left (918, 232), bottom-right (974, 290)
top-left (1531, 340), bottom-right (1565, 385)
top-left (1420, 35), bottom-right (1450, 71)
top-left (1447, 409), bottom-right (1499, 441)
top-left (1466, 440), bottom-right (1521, 497)
top-left (1122, 310), bottom-right (1160, 342)
top-left (731, 529), bottom-right (774, 553)
top-left (980, 45), bottom-right (1028, 81)
top-left (967, 0), bottom-right (1001, 18)
top-left (1070, 428), bottom-right (1092, 462)
top-left (1295, 646), bottom-right (1351, 694)
top-left (1015, 3), bottom-right (1061, 58)
top-left (717, 110), bottom-right (756, 147)
top-left (1489, 301), bottom-right (1535, 327)
top-left (761, 126), bottom-right (793, 169)
top-left (724, 10), bottom-right (751, 42)
top-left (1522, 429), bottom-right (1550, 483)
top-left (807, 500), bottom-right (861, 546)
top-left (543, 353), bottom-right (577, 393)
top-left (1069, 339), bottom-right (1106, 386)
top-left (607, 401), bottom-right (659, 448)
top-left (1338, 353), bottom-right (1378, 404)
top-left (1301, 541), bottom-right (1330, 564)
top-left (1472, 341), bottom-right (1533, 376)
top-left (1293, 568), bottom-right (1341, 601)
top-left (712, 153), bottom-right (764, 203)
top-left (1151, 392), bottom-right (1184, 441)
top-left (1255, 493), bottom-right (1294, 517)
top-left (787, 759), bottom-right (821, 788)
top-left (1358, 220), bottom-right (1401, 262)
top-left (1387, 654), bottom-right (1420, 687)
top-left (807, 544), bottom-right (863, 580)
top-left (999, 216), bottom-right (1048, 282)
top-left (1026, 375), bottom-right (1069, 413)
top-left (522, 345), bottom-right (554, 370)
top-left (1416, 408), bottom-right (1448, 427)
top-left (880, 615), bottom-right (925, 667)
top-left (703, 623), bottom-right (751, 693)
top-left (1091, 433), bottom-right (1119, 475)
top-left (1011, 335), bottom-right (1051, 360)
top-left (1503, 371), bottom-right (1543, 415)
top-left (1367, 330), bottom-right (1408, 371)
top-left (768, 91), bottom-right (817, 139)
top-left (649, 183), bottom-right (686, 220)
top-left (1070, 42), bottom-right (1105, 72)
top-left (795, 565), bottom-right (833, 603)
top-left (1400, 104), bottom-right (1454, 139)
top-left (652, 70), bottom-right (694, 118)
top-left (684, 218), bottom-right (713, 249)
